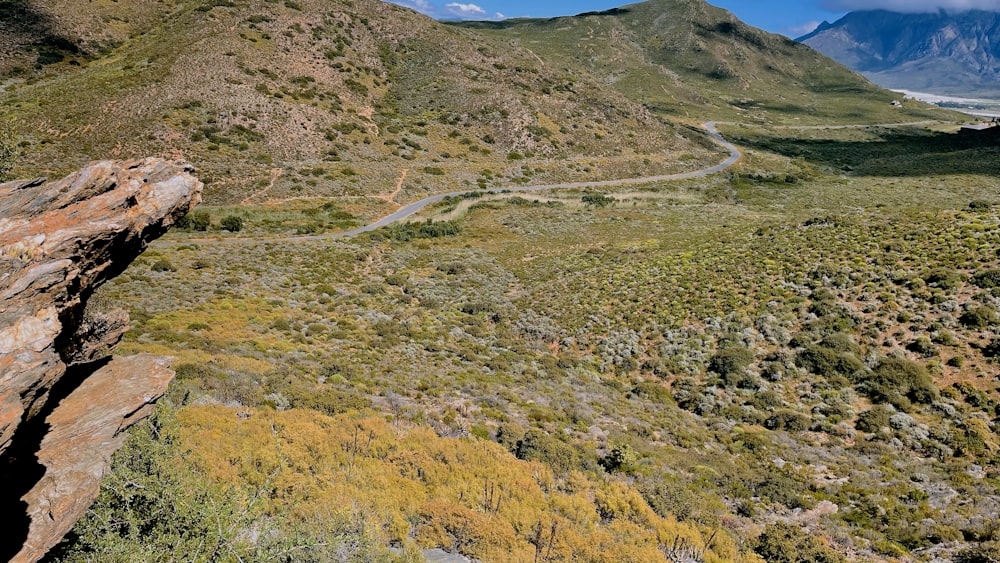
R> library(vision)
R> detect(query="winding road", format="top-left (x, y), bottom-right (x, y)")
top-left (176, 122), bottom-right (741, 246)
top-left (169, 118), bottom-right (966, 245)
top-left (330, 122), bottom-right (741, 239)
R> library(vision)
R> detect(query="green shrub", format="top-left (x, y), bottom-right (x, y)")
top-left (795, 345), bottom-right (863, 378)
top-left (581, 193), bottom-right (615, 207)
top-left (960, 306), bottom-right (998, 329)
top-left (180, 210), bottom-right (211, 231)
top-left (765, 410), bottom-right (810, 432)
top-left (923, 268), bottom-right (963, 290)
top-left (220, 215), bottom-right (244, 232)
top-left (906, 336), bottom-right (937, 357)
top-left (0, 120), bottom-right (17, 181)
top-left (512, 430), bottom-right (584, 474)
top-left (855, 405), bottom-right (892, 433)
top-left (151, 259), bottom-right (176, 272)
top-left (972, 269), bottom-right (1000, 289)
top-left (861, 357), bottom-right (937, 409)
top-left (754, 522), bottom-right (845, 563)
top-left (599, 443), bottom-right (637, 473)
top-left (819, 333), bottom-right (861, 355)
top-left (709, 346), bottom-right (754, 378)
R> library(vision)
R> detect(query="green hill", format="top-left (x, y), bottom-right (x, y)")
top-left (1, 0), bottom-right (957, 205)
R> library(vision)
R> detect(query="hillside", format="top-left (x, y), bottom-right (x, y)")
top-left (454, 0), bottom-right (953, 125)
top-left (8, 1), bottom-right (1000, 561)
top-left (1, 0), bottom-right (956, 208)
top-left (799, 10), bottom-right (1000, 98)
top-left (0, 0), bottom-right (719, 205)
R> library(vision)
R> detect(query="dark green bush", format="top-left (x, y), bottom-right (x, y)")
top-left (764, 410), bottom-right (810, 432)
top-left (709, 346), bottom-right (754, 378)
top-left (795, 345), bottom-right (864, 378)
top-left (860, 357), bottom-right (937, 409)
top-left (855, 405), bottom-right (892, 433)
top-left (512, 430), bottom-right (585, 474)
top-left (151, 259), bottom-right (176, 272)
top-left (972, 269), bottom-right (1000, 289)
top-left (581, 193), bottom-right (615, 207)
top-left (819, 332), bottom-right (861, 355)
top-left (960, 306), bottom-right (998, 329)
top-left (754, 522), bottom-right (845, 563)
top-left (180, 210), bottom-right (211, 231)
top-left (906, 336), bottom-right (937, 357)
top-left (220, 215), bottom-right (244, 232)
top-left (923, 268), bottom-right (963, 290)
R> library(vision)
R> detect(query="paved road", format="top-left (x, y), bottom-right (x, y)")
top-left (171, 121), bottom-right (742, 245)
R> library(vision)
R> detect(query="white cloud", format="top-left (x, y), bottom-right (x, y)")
top-left (823, 0), bottom-right (1000, 12)
top-left (446, 2), bottom-right (487, 17)
top-left (786, 20), bottom-right (822, 36)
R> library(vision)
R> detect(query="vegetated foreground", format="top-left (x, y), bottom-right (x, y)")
top-left (47, 124), bottom-right (1000, 562)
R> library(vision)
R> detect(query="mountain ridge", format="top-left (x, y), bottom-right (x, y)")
top-left (798, 9), bottom-right (1000, 97)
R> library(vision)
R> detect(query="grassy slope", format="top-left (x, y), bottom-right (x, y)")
top-left (62, 123), bottom-right (1000, 561)
top-left (4, 0), bottom-right (962, 209)
top-left (18, 0), bottom-right (1000, 561)
top-left (454, 0), bottom-right (959, 126)
top-left (2, 0), bottom-right (721, 205)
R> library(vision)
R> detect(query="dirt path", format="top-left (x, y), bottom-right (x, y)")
top-left (239, 168), bottom-right (284, 205)
top-left (376, 169), bottom-right (409, 204)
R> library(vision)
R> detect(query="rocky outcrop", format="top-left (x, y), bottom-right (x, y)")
top-left (0, 158), bottom-right (202, 563)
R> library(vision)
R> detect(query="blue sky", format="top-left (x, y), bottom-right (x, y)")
top-left (386, 0), bottom-right (998, 37)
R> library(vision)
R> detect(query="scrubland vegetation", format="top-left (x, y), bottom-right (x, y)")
top-left (46, 124), bottom-right (1000, 562)
top-left (7, 0), bottom-right (999, 560)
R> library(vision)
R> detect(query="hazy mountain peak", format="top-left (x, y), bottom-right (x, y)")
top-left (799, 9), bottom-right (1000, 96)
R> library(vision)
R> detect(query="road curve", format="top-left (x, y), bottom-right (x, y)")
top-left (171, 122), bottom-right (741, 245)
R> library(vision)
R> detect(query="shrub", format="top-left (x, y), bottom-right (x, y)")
top-left (972, 269), bottom-right (1000, 289)
top-left (513, 430), bottom-right (583, 474)
top-left (220, 215), bottom-right (243, 232)
top-left (764, 410), bottom-right (810, 432)
top-left (0, 120), bottom-right (17, 181)
top-left (906, 336), bottom-right (937, 357)
top-left (855, 405), bottom-right (892, 433)
top-left (181, 210), bottom-right (211, 231)
top-left (861, 357), bottom-right (937, 409)
top-left (983, 339), bottom-right (1000, 358)
top-left (923, 268), bottom-right (963, 290)
top-left (960, 306), bottom-right (998, 329)
top-left (819, 333), bottom-right (861, 355)
top-left (795, 345), bottom-right (864, 378)
top-left (151, 259), bottom-right (176, 272)
top-left (754, 522), bottom-right (845, 563)
top-left (709, 346), bottom-right (754, 378)
top-left (600, 443), bottom-right (637, 473)
top-left (581, 193), bottom-right (615, 207)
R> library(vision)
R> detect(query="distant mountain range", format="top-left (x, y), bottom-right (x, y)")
top-left (799, 10), bottom-right (1000, 98)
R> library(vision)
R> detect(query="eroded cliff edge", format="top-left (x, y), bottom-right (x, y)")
top-left (0, 158), bottom-right (202, 563)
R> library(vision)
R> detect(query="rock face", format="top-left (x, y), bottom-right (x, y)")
top-left (0, 158), bottom-right (202, 563)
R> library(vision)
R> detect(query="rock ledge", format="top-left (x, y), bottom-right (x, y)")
top-left (0, 158), bottom-right (202, 563)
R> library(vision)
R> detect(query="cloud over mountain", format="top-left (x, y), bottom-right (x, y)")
top-left (823, 0), bottom-right (1000, 12)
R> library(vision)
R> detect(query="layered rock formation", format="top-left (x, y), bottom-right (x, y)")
top-left (0, 158), bottom-right (202, 563)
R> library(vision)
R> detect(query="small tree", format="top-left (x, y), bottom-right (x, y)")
top-left (220, 215), bottom-right (244, 232)
top-left (184, 210), bottom-right (211, 231)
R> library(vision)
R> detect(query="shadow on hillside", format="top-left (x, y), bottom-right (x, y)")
top-left (733, 126), bottom-right (1000, 177)
top-left (0, 2), bottom-right (81, 68)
